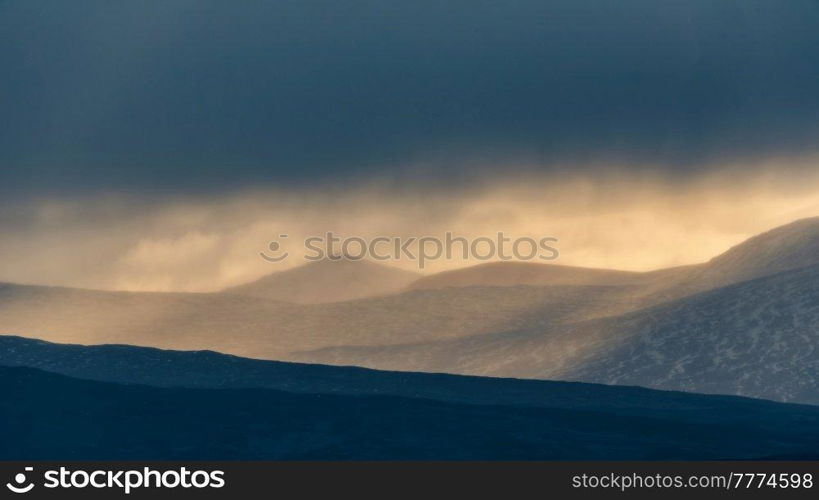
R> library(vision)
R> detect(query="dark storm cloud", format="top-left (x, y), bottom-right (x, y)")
top-left (2, 0), bottom-right (819, 197)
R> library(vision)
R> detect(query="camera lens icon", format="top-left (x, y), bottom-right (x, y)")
top-left (6, 467), bottom-right (35, 494)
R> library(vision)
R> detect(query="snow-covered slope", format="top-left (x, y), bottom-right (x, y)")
top-left (409, 261), bottom-right (647, 290)
top-left (294, 264), bottom-right (819, 404)
top-left (645, 217), bottom-right (819, 299)
top-left (705, 217), bottom-right (819, 282)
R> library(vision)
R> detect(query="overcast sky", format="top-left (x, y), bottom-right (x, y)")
top-left (2, 1), bottom-right (819, 289)
top-left (2, 0), bottom-right (819, 199)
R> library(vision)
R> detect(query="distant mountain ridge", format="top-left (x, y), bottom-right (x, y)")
top-left (214, 217), bottom-right (819, 302)
top-left (408, 217), bottom-right (819, 298)
top-left (222, 258), bottom-right (421, 304)
top-left (0, 217), bottom-right (817, 404)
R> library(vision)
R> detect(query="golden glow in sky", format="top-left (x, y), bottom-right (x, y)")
top-left (2, 159), bottom-right (819, 292)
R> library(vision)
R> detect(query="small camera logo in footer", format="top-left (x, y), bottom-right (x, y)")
top-left (7, 467), bottom-right (35, 494)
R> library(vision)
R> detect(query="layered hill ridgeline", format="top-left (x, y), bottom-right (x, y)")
top-left (2, 351), bottom-right (819, 460)
top-left (1, 218), bottom-right (818, 403)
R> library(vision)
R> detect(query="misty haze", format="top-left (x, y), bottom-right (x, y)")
top-left (1, 0), bottom-right (818, 467)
